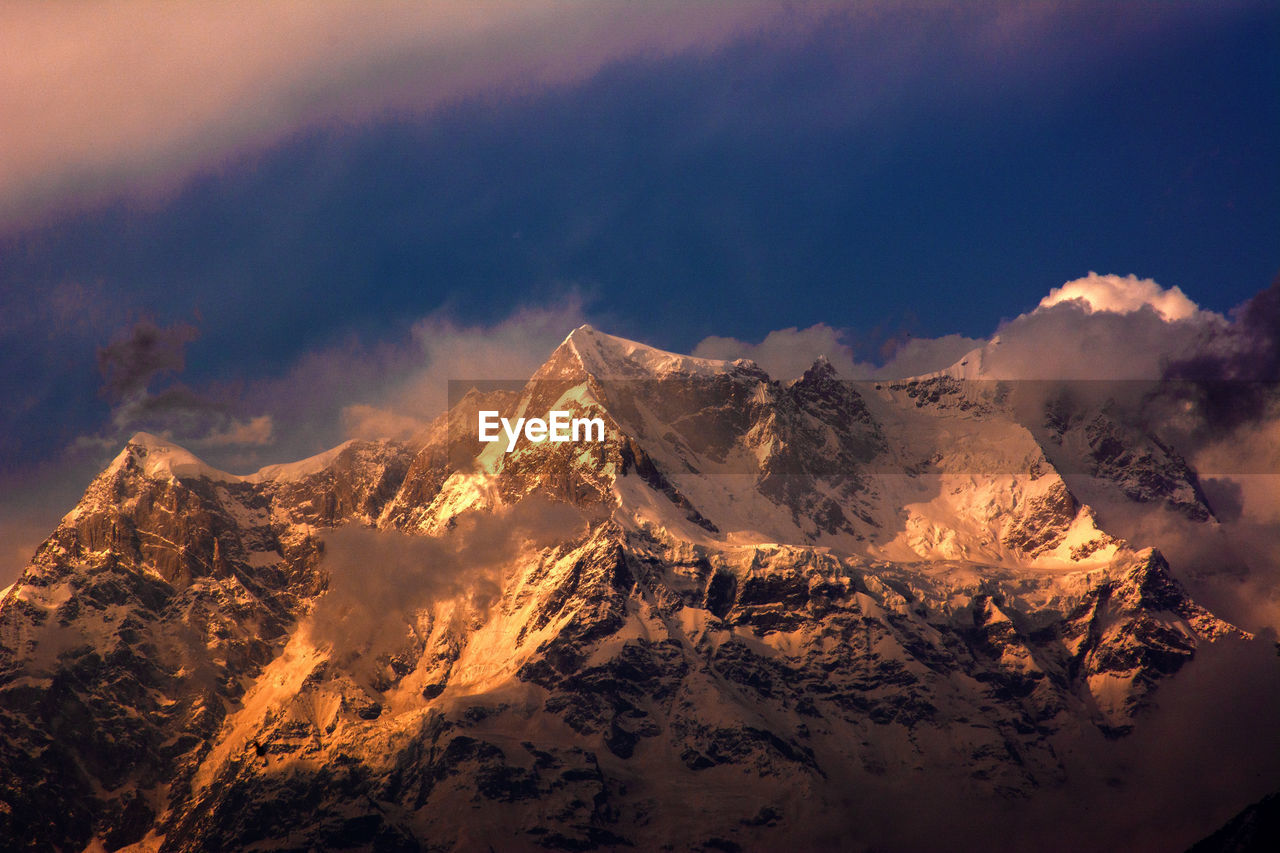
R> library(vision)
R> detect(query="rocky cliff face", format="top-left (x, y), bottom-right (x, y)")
top-left (0, 326), bottom-right (1264, 851)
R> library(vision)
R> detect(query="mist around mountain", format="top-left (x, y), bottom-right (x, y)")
top-left (2, 284), bottom-right (1278, 851)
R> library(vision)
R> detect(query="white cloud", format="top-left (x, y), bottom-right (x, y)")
top-left (969, 275), bottom-right (1280, 631)
top-left (340, 405), bottom-right (428, 444)
top-left (1036, 272), bottom-right (1205, 322)
top-left (975, 274), bottom-right (1226, 380)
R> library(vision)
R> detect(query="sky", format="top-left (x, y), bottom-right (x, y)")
top-left (0, 0), bottom-right (1277, 583)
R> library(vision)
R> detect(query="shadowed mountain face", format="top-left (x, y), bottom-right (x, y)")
top-left (1, 327), bottom-right (1275, 852)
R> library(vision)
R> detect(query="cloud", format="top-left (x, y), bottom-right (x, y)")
top-left (1159, 283), bottom-right (1280, 631)
top-left (874, 333), bottom-right (987, 378)
top-left (69, 297), bottom-right (593, 473)
top-left (978, 273), bottom-right (1225, 380)
top-left (340, 405), bottom-right (426, 444)
top-left (7, 1), bottom-right (1263, 230)
top-left (85, 319), bottom-right (278, 455)
top-left (694, 324), bottom-right (859, 380)
top-left (335, 298), bottom-right (590, 441)
top-left (0, 0), bottom-right (842, 228)
top-left (968, 278), bottom-right (1277, 465)
top-left (1037, 272), bottom-right (1202, 322)
top-left (968, 274), bottom-right (1277, 453)
top-left (692, 323), bottom-right (983, 380)
top-left (1174, 275), bottom-right (1280, 382)
top-left (967, 275), bottom-right (1280, 633)
top-left (190, 415), bottom-right (274, 448)
top-left (1161, 276), bottom-right (1280, 435)
top-left (982, 303), bottom-right (1209, 380)
top-left (307, 497), bottom-right (587, 671)
top-left (97, 320), bottom-right (199, 399)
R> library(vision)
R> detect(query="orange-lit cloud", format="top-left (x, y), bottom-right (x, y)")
top-left (0, 0), bottom-right (836, 227)
top-left (6, 1), bottom-right (1258, 229)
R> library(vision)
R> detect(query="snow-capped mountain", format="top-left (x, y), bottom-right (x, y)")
top-left (0, 326), bottom-right (1270, 851)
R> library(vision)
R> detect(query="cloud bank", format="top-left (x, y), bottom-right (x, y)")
top-left (987, 275), bottom-right (1279, 631)
top-left (689, 272), bottom-right (1228, 383)
top-left (5, 1), bottom-right (1262, 229)
top-left (0, 0), bottom-right (835, 227)
top-left (693, 324), bottom-right (983, 381)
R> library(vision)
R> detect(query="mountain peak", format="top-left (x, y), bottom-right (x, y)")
top-left (113, 432), bottom-right (236, 482)
top-left (108, 432), bottom-right (361, 485)
top-left (544, 325), bottom-right (739, 380)
top-left (803, 354), bottom-right (837, 377)
top-left (126, 430), bottom-right (182, 450)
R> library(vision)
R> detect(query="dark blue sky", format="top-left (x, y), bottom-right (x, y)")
top-left (0, 1), bottom-right (1276, 548)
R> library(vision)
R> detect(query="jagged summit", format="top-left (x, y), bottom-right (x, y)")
top-left (794, 354), bottom-right (839, 385)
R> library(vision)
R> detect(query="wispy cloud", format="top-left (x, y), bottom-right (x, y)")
top-left (692, 323), bottom-right (982, 380)
top-left (0, 0), bottom-right (837, 227)
top-left (71, 298), bottom-right (590, 468)
top-left (5, 0), bottom-right (1261, 229)
top-left (97, 319), bottom-right (198, 399)
top-left (89, 319), bottom-right (274, 450)
top-left (308, 497), bottom-right (586, 672)
top-left (338, 298), bottom-right (590, 442)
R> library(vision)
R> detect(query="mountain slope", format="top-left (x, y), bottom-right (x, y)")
top-left (0, 326), bottom-right (1268, 852)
